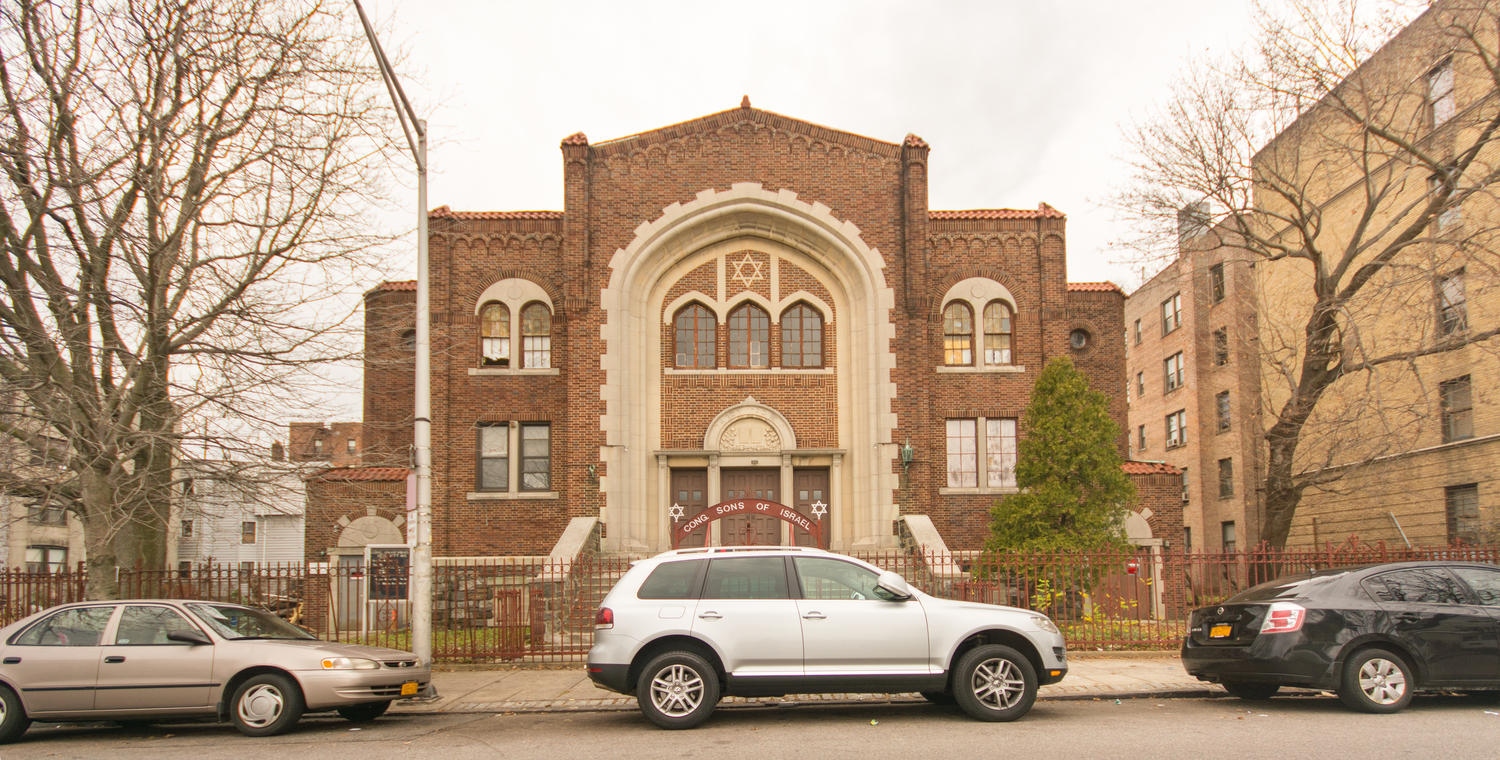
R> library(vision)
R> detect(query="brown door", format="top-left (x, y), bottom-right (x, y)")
top-left (720, 469), bottom-right (780, 546)
top-left (671, 469), bottom-right (709, 549)
top-left (792, 468), bottom-right (830, 548)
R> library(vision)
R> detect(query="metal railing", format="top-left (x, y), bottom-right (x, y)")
top-left (1, 542), bottom-right (1493, 661)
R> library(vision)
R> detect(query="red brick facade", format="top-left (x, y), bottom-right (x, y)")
top-left (310, 104), bottom-right (1164, 558)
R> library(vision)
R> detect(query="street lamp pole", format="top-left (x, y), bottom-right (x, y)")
top-left (353, 0), bottom-right (432, 668)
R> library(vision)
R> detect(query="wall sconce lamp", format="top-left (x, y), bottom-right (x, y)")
top-left (586, 463), bottom-right (598, 484)
top-left (899, 439), bottom-right (915, 469)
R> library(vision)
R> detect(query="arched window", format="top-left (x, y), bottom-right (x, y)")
top-left (982, 301), bottom-right (1012, 365)
top-left (781, 303), bottom-right (824, 368)
top-left (479, 303), bottom-right (510, 367)
top-left (943, 303), bottom-right (974, 366)
top-left (520, 302), bottom-right (551, 369)
top-left (728, 303), bottom-right (770, 369)
top-left (674, 304), bottom-right (715, 368)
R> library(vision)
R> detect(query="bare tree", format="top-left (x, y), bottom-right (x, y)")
top-left (0, 0), bottom-right (397, 597)
top-left (1116, 0), bottom-right (1500, 549)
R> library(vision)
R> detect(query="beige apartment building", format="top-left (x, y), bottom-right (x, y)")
top-left (1126, 217), bottom-right (1264, 551)
top-left (1130, 0), bottom-right (1499, 551)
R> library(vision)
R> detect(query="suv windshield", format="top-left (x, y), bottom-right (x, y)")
top-left (186, 602), bottom-right (317, 640)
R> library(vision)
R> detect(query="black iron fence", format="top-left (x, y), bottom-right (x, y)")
top-left (2, 542), bottom-right (1494, 662)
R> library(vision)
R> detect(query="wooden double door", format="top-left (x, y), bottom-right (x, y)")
top-left (671, 468), bottom-right (829, 548)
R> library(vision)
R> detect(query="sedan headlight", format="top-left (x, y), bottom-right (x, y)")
top-left (1028, 614), bottom-right (1060, 635)
top-left (321, 656), bottom-right (381, 670)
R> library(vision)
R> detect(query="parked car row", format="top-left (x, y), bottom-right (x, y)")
top-left (1, 552), bottom-right (1496, 743)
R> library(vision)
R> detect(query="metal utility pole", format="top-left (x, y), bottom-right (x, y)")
top-left (353, 0), bottom-right (432, 668)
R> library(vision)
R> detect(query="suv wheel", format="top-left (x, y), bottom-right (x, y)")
top-left (952, 644), bottom-right (1037, 722)
top-left (637, 651), bottom-right (721, 729)
top-left (1338, 647), bottom-right (1412, 713)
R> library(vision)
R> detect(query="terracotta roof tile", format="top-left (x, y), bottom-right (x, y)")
top-left (930, 203), bottom-right (1065, 220)
top-left (904, 133), bottom-right (930, 149)
top-left (1122, 460), bottom-right (1181, 475)
top-left (561, 132), bottom-right (589, 146)
top-left (313, 466), bottom-right (410, 482)
top-left (374, 280), bottom-right (416, 292)
top-left (1067, 281), bottom-right (1123, 293)
top-left (429, 206), bottom-right (562, 221)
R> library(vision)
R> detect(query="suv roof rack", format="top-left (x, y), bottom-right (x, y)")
top-left (657, 545), bottom-right (831, 557)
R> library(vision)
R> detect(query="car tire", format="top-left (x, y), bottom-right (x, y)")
top-left (920, 690), bottom-right (956, 705)
top-left (0, 686), bottom-right (31, 744)
top-left (1338, 648), bottom-right (1413, 714)
top-left (952, 644), bottom-right (1038, 722)
top-left (337, 700), bottom-right (391, 723)
top-left (230, 673), bottom-right (306, 736)
top-left (636, 650), bottom-right (720, 729)
top-left (1221, 681), bottom-right (1279, 701)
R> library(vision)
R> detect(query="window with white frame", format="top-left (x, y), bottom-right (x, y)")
top-left (1164, 352), bottom-right (1185, 392)
top-left (945, 417), bottom-right (1018, 489)
top-left (241, 521), bottom-right (257, 544)
top-left (520, 302), bottom-right (552, 369)
top-left (1441, 375), bottom-right (1473, 442)
top-left (1429, 171), bottom-right (1461, 231)
top-left (479, 302), bottom-right (511, 366)
top-left (473, 280), bottom-right (554, 373)
top-left (982, 302), bottom-right (1013, 365)
top-left (1161, 293), bottom-right (1182, 335)
top-left (1428, 58), bottom-right (1455, 127)
top-left (25, 546), bottom-right (67, 573)
top-left (477, 422), bottom-right (552, 493)
top-left (942, 303), bottom-right (974, 366)
top-left (1137, 424), bottom-right (1146, 452)
top-left (1437, 270), bottom-right (1468, 336)
top-left (1165, 410), bottom-right (1187, 448)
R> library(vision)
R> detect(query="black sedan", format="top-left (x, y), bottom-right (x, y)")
top-left (1181, 560), bottom-right (1500, 712)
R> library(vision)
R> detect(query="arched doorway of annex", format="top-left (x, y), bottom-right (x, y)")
top-left (598, 183), bottom-right (899, 554)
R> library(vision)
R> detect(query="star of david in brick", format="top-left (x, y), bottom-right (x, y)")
top-left (730, 253), bottom-right (765, 289)
top-left (810, 500), bottom-right (827, 520)
top-left (668, 502), bottom-right (685, 523)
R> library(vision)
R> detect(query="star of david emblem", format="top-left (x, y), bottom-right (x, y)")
top-left (730, 253), bottom-right (765, 289)
top-left (668, 502), bottom-right (685, 523)
top-left (810, 500), bottom-right (827, 520)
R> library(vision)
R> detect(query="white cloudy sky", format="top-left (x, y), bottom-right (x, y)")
top-left (358, 0), bottom-right (1259, 291)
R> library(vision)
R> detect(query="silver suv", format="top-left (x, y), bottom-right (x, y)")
top-left (587, 546), bottom-right (1068, 728)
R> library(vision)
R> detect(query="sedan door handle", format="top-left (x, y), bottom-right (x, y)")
top-left (697, 611), bottom-right (722, 621)
top-left (104, 655), bottom-right (126, 664)
top-left (802, 612), bottom-right (826, 620)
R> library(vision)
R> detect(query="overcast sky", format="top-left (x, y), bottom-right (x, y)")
top-left (359, 0), bottom-right (1259, 292)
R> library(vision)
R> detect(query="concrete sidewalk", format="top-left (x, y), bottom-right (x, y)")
top-left (390, 653), bottom-right (1220, 715)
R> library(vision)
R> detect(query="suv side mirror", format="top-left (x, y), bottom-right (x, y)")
top-left (875, 571), bottom-right (913, 601)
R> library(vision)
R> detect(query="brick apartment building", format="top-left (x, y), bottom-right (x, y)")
top-left (309, 102), bottom-right (1185, 561)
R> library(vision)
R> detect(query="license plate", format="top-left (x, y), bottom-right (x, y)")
top-left (1209, 623), bottom-right (1233, 639)
top-left (401, 681), bottom-right (419, 696)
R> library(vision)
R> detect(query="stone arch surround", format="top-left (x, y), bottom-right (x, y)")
top-left (599, 182), bottom-right (899, 552)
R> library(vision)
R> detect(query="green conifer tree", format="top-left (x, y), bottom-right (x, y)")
top-left (985, 357), bottom-right (1135, 553)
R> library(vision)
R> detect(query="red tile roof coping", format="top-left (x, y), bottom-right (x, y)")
top-left (313, 466), bottom-right (411, 482)
top-left (1067, 281), bottom-right (1123, 294)
top-left (371, 280), bottom-right (416, 292)
top-left (1122, 460), bottom-right (1182, 475)
top-left (429, 206), bottom-right (563, 220)
top-left (930, 203), bottom-right (1064, 220)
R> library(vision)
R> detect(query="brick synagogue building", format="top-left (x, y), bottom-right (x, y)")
top-left (305, 101), bottom-right (1183, 569)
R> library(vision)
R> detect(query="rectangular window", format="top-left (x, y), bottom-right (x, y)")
top-left (1208, 263), bottom-right (1226, 303)
top-left (946, 419), bottom-right (978, 488)
top-left (1184, 526), bottom-right (1192, 552)
top-left (346, 438), bottom-right (357, 454)
top-left (985, 418), bottom-right (1018, 489)
top-left (1181, 467), bottom-right (1190, 502)
top-left (1137, 424), bottom-right (1147, 452)
top-left (1163, 352), bottom-right (1185, 392)
top-left (1212, 327), bottom-right (1229, 366)
top-left (478, 424), bottom-right (509, 491)
top-left (1133, 318), bottom-right (1142, 345)
top-left (1441, 375), bottom-right (1473, 442)
top-left (241, 521), bottom-right (257, 544)
top-left (28, 502), bottom-right (66, 526)
top-left (25, 546), bottom-right (67, 573)
top-left (1221, 521), bottom-right (1237, 552)
top-left (1429, 172), bottom-right (1462, 231)
top-left (1165, 410), bottom-right (1187, 448)
top-left (520, 423), bottom-right (551, 491)
top-left (1136, 371), bottom-right (1145, 398)
top-left (1428, 58), bottom-right (1455, 127)
top-left (1161, 293), bottom-right (1182, 335)
top-left (1215, 391), bottom-right (1232, 433)
top-left (1217, 457), bottom-right (1234, 498)
top-left (1445, 483), bottom-right (1480, 545)
top-left (181, 519), bottom-right (194, 538)
top-left (1437, 270), bottom-right (1467, 336)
